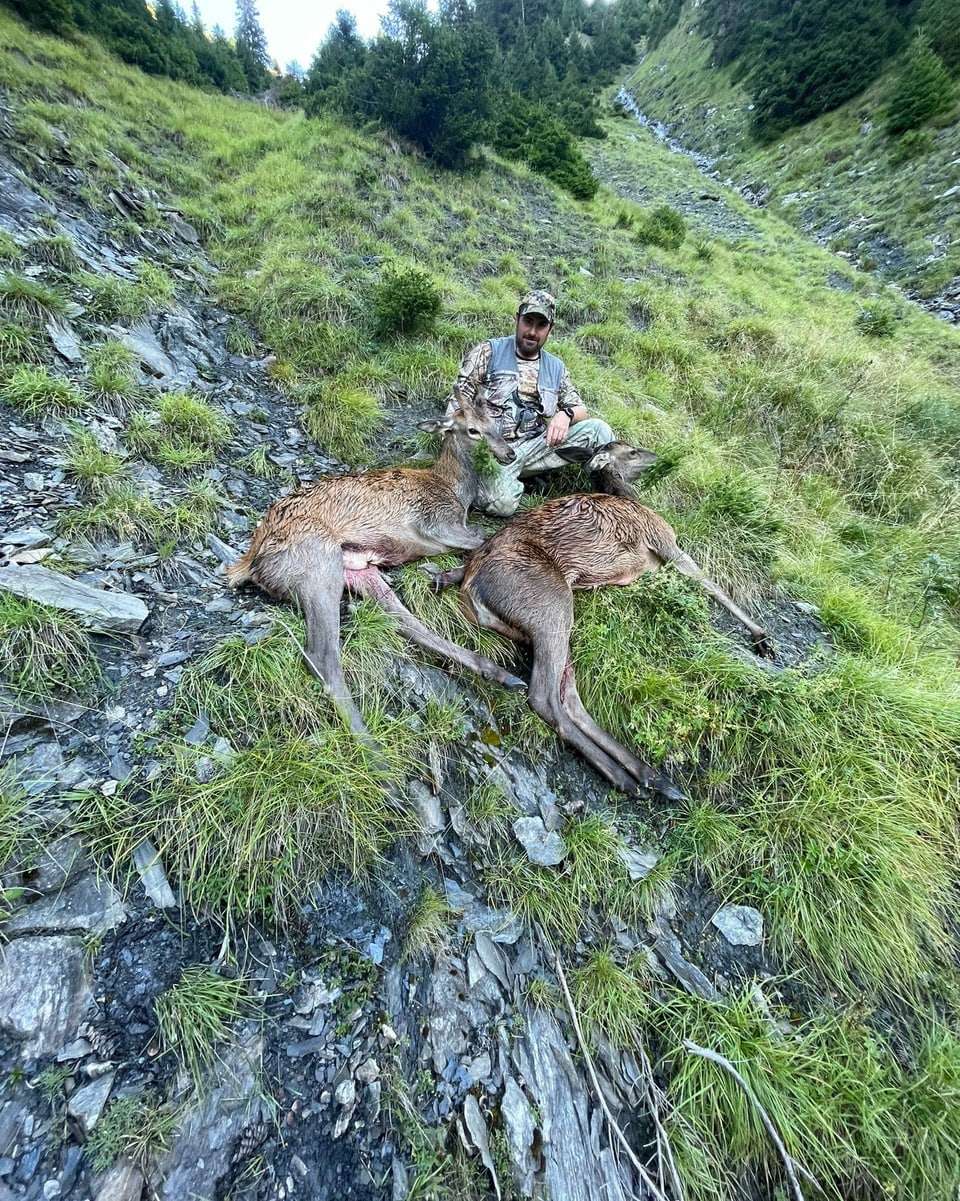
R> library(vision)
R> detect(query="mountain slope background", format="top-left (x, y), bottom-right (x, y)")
top-left (2, 7), bottom-right (960, 1201)
top-left (619, 0), bottom-right (960, 306)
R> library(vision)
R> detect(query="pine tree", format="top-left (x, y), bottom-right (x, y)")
top-left (305, 9), bottom-right (367, 111)
top-left (917, 0), bottom-right (960, 75)
top-left (234, 0), bottom-right (269, 89)
top-left (7, 0), bottom-right (75, 36)
top-left (886, 28), bottom-right (953, 136)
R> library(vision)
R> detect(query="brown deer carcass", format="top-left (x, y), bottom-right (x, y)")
top-left (438, 442), bottom-right (773, 797)
top-left (224, 399), bottom-right (525, 738)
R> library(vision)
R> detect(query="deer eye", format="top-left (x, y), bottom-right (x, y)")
top-left (468, 426), bottom-right (481, 437)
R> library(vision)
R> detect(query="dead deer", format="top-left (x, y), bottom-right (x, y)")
top-left (224, 398), bottom-right (525, 739)
top-left (434, 442), bottom-right (773, 797)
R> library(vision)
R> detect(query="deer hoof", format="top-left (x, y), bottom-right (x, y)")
top-left (753, 632), bottom-right (775, 659)
top-left (640, 769), bottom-right (684, 802)
top-left (504, 674), bottom-right (526, 691)
top-left (656, 776), bottom-right (686, 802)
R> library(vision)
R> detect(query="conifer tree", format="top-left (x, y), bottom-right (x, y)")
top-left (305, 9), bottom-right (367, 112)
top-left (234, 0), bottom-right (269, 89)
top-left (917, 0), bottom-right (960, 75)
top-left (885, 28), bottom-right (953, 136)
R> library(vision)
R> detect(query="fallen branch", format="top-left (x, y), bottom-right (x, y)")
top-left (682, 1039), bottom-right (815, 1201)
top-left (638, 1041), bottom-right (685, 1201)
top-left (554, 953), bottom-right (672, 1201)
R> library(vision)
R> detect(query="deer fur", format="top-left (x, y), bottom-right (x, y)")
top-left (224, 399), bottom-right (524, 739)
top-left (437, 442), bottom-right (773, 796)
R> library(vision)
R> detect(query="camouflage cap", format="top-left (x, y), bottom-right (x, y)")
top-left (518, 288), bottom-right (556, 324)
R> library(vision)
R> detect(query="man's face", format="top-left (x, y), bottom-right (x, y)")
top-left (515, 310), bottom-right (552, 360)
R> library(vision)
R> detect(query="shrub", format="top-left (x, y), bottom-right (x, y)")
top-left (888, 127), bottom-right (935, 165)
top-left (635, 204), bottom-right (686, 251)
top-left (855, 301), bottom-right (897, 338)
top-left (372, 264), bottom-right (443, 339)
top-left (494, 96), bottom-right (600, 201)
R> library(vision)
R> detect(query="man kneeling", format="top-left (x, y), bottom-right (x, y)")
top-left (447, 289), bottom-right (615, 516)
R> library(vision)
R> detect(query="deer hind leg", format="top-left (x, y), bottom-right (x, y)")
top-left (282, 538), bottom-right (368, 738)
top-left (525, 607), bottom-right (644, 796)
top-left (345, 567), bottom-right (525, 691)
top-left (559, 668), bottom-right (684, 801)
top-left (670, 551), bottom-right (774, 658)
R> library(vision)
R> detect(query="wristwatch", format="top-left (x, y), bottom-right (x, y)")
top-left (558, 403), bottom-right (575, 420)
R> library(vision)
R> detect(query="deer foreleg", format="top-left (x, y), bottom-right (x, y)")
top-left (345, 567), bottom-right (525, 691)
top-left (671, 552), bottom-right (774, 658)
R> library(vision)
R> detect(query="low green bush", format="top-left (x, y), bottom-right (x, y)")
top-left (372, 264), bottom-right (443, 339)
top-left (635, 204), bottom-right (687, 251)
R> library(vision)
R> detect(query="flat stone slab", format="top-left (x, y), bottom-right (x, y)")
top-left (711, 903), bottom-right (764, 946)
top-left (0, 564), bottom-right (148, 633)
top-left (513, 816), bottom-right (567, 866)
top-left (0, 935), bottom-right (92, 1058)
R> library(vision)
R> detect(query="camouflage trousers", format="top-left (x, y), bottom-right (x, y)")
top-left (475, 417), bottom-right (614, 517)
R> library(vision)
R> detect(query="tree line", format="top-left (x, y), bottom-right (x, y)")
top-left (2, 0), bottom-right (654, 199)
top-left (302, 0), bottom-right (651, 198)
top-left (689, 0), bottom-right (958, 141)
top-left (1, 0), bottom-right (275, 93)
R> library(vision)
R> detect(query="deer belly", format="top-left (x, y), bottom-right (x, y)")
top-left (569, 547), bottom-right (660, 589)
top-left (571, 564), bottom-right (650, 589)
top-left (341, 540), bottom-right (416, 570)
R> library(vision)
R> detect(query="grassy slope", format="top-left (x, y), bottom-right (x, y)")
top-left (622, 3), bottom-right (960, 294)
top-left (3, 10), bottom-right (960, 1197)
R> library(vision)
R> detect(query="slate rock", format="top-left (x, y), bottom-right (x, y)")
top-left (711, 903), bottom-right (764, 947)
top-left (0, 565), bottom-right (148, 634)
top-left (0, 935), bottom-right (92, 1058)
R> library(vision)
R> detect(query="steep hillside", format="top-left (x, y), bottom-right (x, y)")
top-left (2, 9), bottom-right (960, 1201)
top-left (620, 1), bottom-right (960, 309)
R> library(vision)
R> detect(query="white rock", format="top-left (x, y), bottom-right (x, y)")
top-left (711, 904), bottom-right (764, 946)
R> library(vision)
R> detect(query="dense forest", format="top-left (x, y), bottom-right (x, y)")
top-left (3, 0), bottom-right (957, 175)
top-left (694, 0), bottom-right (959, 139)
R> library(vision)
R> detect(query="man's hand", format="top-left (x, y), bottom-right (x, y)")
top-left (545, 410), bottom-right (571, 447)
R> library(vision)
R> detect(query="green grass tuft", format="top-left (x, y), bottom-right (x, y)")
top-left (127, 392), bottom-right (233, 470)
top-left (75, 723), bottom-right (419, 927)
top-left (0, 592), bottom-right (102, 702)
top-left (154, 967), bottom-right (257, 1091)
top-left (0, 321), bottom-right (44, 369)
top-left (1, 364), bottom-right (87, 417)
top-left (299, 377), bottom-right (383, 465)
top-left (86, 1094), bottom-right (177, 1172)
top-left (64, 427), bottom-right (128, 497)
top-left (0, 272), bottom-right (66, 324)
top-left (403, 886), bottom-right (454, 962)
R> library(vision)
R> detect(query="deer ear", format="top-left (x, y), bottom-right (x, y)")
top-left (552, 445), bottom-right (595, 465)
top-left (418, 416), bottom-right (451, 435)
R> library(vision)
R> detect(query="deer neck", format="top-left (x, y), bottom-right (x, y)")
top-left (607, 477), bottom-right (638, 499)
top-left (433, 434), bottom-right (478, 509)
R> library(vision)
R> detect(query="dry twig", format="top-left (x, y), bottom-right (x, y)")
top-left (554, 953), bottom-right (672, 1201)
top-left (683, 1039), bottom-right (816, 1201)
